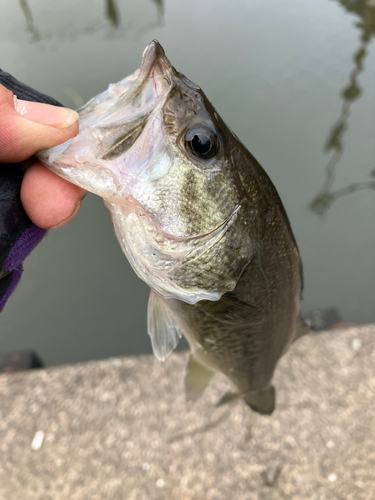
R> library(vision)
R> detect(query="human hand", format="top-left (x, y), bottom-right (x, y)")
top-left (0, 84), bottom-right (86, 229)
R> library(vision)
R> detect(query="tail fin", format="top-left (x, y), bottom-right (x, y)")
top-left (243, 385), bottom-right (275, 415)
top-left (216, 385), bottom-right (276, 415)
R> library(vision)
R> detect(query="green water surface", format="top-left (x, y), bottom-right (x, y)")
top-left (0, 0), bottom-right (374, 365)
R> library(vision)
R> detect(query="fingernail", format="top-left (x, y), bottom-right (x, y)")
top-left (50, 202), bottom-right (81, 230)
top-left (13, 96), bottom-right (79, 129)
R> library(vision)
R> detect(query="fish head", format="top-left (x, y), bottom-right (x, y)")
top-left (38, 41), bottom-right (257, 304)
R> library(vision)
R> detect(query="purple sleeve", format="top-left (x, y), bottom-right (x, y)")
top-left (0, 70), bottom-right (63, 312)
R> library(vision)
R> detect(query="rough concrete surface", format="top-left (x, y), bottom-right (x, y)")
top-left (0, 325), bottom-right (374, 500)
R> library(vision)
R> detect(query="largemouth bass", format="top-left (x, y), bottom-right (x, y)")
top-left (38, 40), bottom-right (305, 414)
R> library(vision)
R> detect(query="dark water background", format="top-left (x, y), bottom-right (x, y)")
top-left (0, 0), bottom-right (374, 366)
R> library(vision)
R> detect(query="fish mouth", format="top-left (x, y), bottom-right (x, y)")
top-left (139, 40), bottom-right (172, 92)
top-left (112, 40), bottom-right (172, 110)
top-left (37, 40), bottom-right (174, 197)
top-left (93, 41), bottom-right (173, 163)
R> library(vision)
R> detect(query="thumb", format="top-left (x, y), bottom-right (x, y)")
top-left (0, 84), bottom-right (79, 163)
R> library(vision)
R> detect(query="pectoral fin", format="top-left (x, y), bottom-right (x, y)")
top-left (185, 355), bottom-right (216, 401)
top-left (147, 290), bottom-right (182, 361)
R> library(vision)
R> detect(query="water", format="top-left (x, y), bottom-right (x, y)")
top-left (0, 0), bottom-right (374, 366)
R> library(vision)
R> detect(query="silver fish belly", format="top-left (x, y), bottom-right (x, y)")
top-left (38, 40), bottom-right (304, 414)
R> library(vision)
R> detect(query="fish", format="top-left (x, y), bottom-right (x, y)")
top-left (38, 40), bottom-right (306, 415)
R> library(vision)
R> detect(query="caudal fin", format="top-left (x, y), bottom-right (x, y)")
top-left (243, 385), bottom-right (276, 415)
top-left (215, 385), bottom-right (276, 415)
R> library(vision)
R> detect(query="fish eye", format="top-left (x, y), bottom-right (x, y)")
top-left (184, 125), bottom-right (219, 160)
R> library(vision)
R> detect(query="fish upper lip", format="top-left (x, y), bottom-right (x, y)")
top-left (104, 40), bottom-right (171, 133)
top-left (131, 40), bottom-right (172, 96)
top-left (141, 40), bottom-right (167, 76)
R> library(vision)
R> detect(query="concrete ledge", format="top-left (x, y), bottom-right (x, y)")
top-left (0, 326), bottom-right (374, 499)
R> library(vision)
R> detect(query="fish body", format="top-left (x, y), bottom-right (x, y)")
top-left (38, 41), bottom-right (304, 414)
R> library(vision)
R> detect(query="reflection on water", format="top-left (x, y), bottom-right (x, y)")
top-left (1, 0), bottom-right (375, 363)
top-left (105, 0), bottom-right (120, 28)
top-left (135, 0), bottom-right (164, 39)
top-left (309, 0), bottom-right (375, 216)
top-left (18, 0), bottom-right (40, 42)
top-left (17, 0), bottom-right (164, 42)
top-left (153, 0), bottom-right (164, 16)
